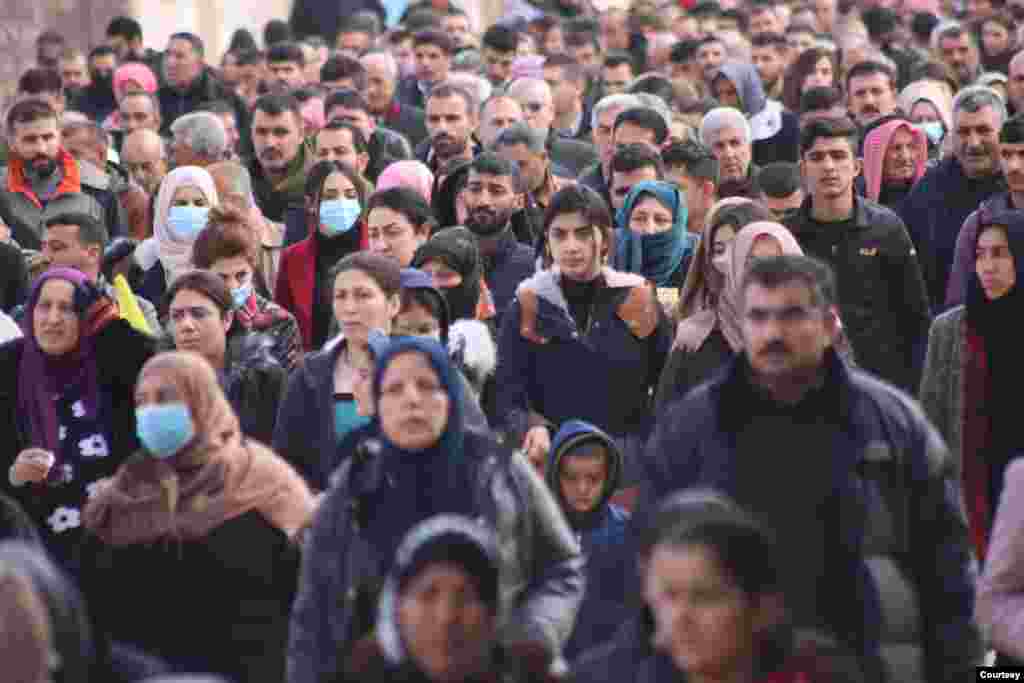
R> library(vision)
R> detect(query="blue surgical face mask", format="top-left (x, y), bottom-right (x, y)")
top-left (166, 205), bottom-right (210, 241)
top-left (231, 282), bottom-right (253, 309)
top-left (918, 121), bottom-right (945, 146)
top-left (136, 402), bottom-right (196, 459)
top-left (320, 198), bottom-right (361, 237)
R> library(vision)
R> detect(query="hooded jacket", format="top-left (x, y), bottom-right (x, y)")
top-left (715, 62), bottom-right (800, 165)
top-left (547, 421), bottom-right (631, 659)
top-left (494, 267), bottom-right (672, 446)
top-left (287, 339), bottom-right (583, 683)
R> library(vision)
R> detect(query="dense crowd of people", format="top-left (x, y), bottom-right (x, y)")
top-left (5, 0), bottom-right (1024, 679)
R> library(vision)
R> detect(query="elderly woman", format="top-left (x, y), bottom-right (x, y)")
top-left (80, 351), bottom-right (314, 683)
top-left (899, 79), bottom-right (954, 158)
top-left (343, 515), bottom-right (561, 683)
top-left (615, 180), bottom-right (695, 290)
top-left (134, 166), bottom-right (219, 309)
top-left (289, 335), bottom-right (582, 683)
top-left (0, 268), bottom-right (155, 572)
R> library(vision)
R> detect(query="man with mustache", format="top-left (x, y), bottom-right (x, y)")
top-left (784, 116), bottom-right (930, 393)
top-left (901, 86), bottom-right (1006, 309)
top-left (0, 99), bottom-right (124, 251)
top-left (846, 61), bottom-right (898, 128)
top-left (416, 84), bottom-right (480, 174)
top-left (461, 153), bottom-right (535, 327)
top-left (247, 93), bottom-right (311, 223)
top-left (933, 22), bottom-right (981, 90)
top-left (645, 254), bottom-right (981, 683)
top-left (70, 45), bottom-right (119, 124)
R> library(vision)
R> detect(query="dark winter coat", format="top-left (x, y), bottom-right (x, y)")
top-left (784, 194), bottom-right (931, 393)
top-left (899, 156), bottom-right (1005, 307)
top-left (287, 431), bottom-right (584, 683)
top-left (157, 68), bottom-right (251, 151)
top-left (383, 101), bottom-right (429, 149)
top-left (78, 510), bottom-right (302, 683)
top-left (482, 231), bottom-right (537, 328)
top-left (641, 351), bottom-right (983, 682)
top-left (222, 330), bottom-right (289, 446)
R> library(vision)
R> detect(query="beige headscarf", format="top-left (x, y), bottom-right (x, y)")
top-left (84, 351), bottom-right (313, 546)
top-left (674, 221), bottom-right (803, 353)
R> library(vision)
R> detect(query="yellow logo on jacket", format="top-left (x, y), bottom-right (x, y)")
top-left (860, 247), bottom-right (879, 256)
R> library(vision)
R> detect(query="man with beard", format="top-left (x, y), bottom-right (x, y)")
top-left (0, 99), bottom-right (122, 251)
top-left (71, 46), bottom-right (119, 124)
top-left (846, 61), bottom-right (899, 128)
top-left (493, 123), bottom-right (572, 243)
top-left (901, 86), bottom-right (1007, 308)
top-left (416, 83), bottom-right (480, 173)
top-left (58, 49), bottom-right (91, 103)
top-left (750, 33), bottom-right (788, 102)
top-left (247, 93), bottom-right (311, 223)
top-left (462, 153), bottom-right (535, 326)
top-left (266, 43), bottom-right (307, 94)
top-left (785, 116), bottom-right (930, 393)
top-left (933, 22), bottom-right (982, 89)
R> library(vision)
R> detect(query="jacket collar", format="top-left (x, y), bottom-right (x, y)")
top-left (7, 149), bottom-right (82, 207)
top-left (794, 192), bottom-right (872, 232)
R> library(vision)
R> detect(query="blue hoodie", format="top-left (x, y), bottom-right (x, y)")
top-left (547, 420), bottom-right (631, 658)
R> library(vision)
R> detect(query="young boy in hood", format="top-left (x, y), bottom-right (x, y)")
top-left (547, 419), bottom-right (630, 657)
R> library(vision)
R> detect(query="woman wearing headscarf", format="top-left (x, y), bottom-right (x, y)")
top-left (412, 226), bottom-right (497, 325)
top-left (289, 335), bottom-right (582, 683)
top-left (134, 166), bottom-right (219, 309)
top-left (79, 351), bottom-right (314, 683)
top-left (861, 118), bottom-right (929, 213)
top-left (920, 210), bottom-right (1024, 563)
top-left (377, 160), bottom-right (435, 204)
top-left (343, 514), bottom-right (561, 683)
top-left (0, 268), bottom-right (155, 572)
top-left (712, 61), bottom-right (800, 166)
top-left (614, 180), bottom-right (696, 290)
top-left (495, 185), bottom-right (672, 488)
top-left (655, 222), bottom-right (804, 413)
top-left (275, 160), bottom-right (369, 351)
top-left (899, 80), bottom-right (955, 159)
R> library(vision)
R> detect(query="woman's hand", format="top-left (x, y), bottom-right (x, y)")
top-left (10, 448), bottom-right (54, 486)
top-left (522, 426), bottom-right (551, 476)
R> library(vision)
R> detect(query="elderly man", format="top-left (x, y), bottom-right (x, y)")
top-left (360, 49), bottom-right (428, 147)
top-left (506, 77), bottom-right (598, 176)
top-left (169, 111), bottom-right (229, 167)
top-left (901, 86), bottom-right (1007, 308)
top-left (699, 107), bottom-right (759, 192)
top-left (478, 94), bottom-right (526, 149)
top-left (578, 93), bottom-right (643, 206)
top-left (121, 129), bottom-right (169, 196)
top-left (932, 21), bottom-right (981, 89)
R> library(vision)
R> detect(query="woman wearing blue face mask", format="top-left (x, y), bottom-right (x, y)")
top-left (80, 350), bottom-right (314, 683)
top-left (135, 166), bottom-right (219, 312)
top-left (276, 161), bottom-right (369, 351)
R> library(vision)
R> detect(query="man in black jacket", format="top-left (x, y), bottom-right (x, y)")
top-left (784, 117), bottom-right (930, 393)
top-left (157, 33), bottom-right (250, 153)
top-left (360, 49), bottom-right (429, 148)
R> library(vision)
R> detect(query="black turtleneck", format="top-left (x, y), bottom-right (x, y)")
top-left (561, 274), bottom-right (600, 332)
top-left (312, 226), bottom-right (362, 348)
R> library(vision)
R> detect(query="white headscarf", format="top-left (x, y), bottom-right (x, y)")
top-left (153, 166), bottom-right (219, 283)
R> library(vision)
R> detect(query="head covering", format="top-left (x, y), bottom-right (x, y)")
top-left (432, 161), bottom-right (472, 229)
top-left (977, 71), bottom-right (1009, 90)
top-left (113, 62), bottom-right (159, 96)
top-left (862, 119), bottom-right (929, 202)
top-left (153, 166), bottom-right (219, 283)
top-left (17, 269), bottom-right (112, 478)
top-left (715, 61), bottom-right (768, 118)
top-left (675, 222), bottom-right (803, 353)
top-left (0, 541), bottom-right (95, 683)
top-left (377, 161), bottom-right (435, 203)
top-left (898, 80), bottom-right (954, 131)
top-left (375, 515), bottom-right (499, 668)
top-left (84, 351), bottom-right (313, 546)
top-left (399, 267), bottom-right (451, 345)
top-left (547, 420), bottom-right (622, 530)
top-left (300, 97), bottom-right (326, 132)
top-left (411, 227), bottom-right (484, 322)
top-left (675, 197), bottom-right (753, 323)
top-left (966, 211), bottom-right (1024, 323)
top-left (614, 180), bottom-right (691, 287)
top-left (365, 338), bottom-right (476, 567)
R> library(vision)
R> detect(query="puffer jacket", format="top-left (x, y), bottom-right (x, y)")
top-left (641, 350), bottom-right (983, 683)
top-left (287, 432), bottom-right (584, 683)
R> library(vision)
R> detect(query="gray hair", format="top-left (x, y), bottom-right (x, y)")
top-left (169, 111), bottom-right (228, 162)
top-left (444, 73), bottom-right (492, 112)
top-left (952, 85), bottom-right (1007, 124)
top-left (699, 107), bottom-right (752, 147)
top-left (930, 19), bottom-right (967, 52)
top-left (591, 93), bottom-right (642, 133)
top-left (507, 77), bottom-right (551, 103)
top-left (632, 93), bottom-right (673, 131)
top-left (491, 122), bottom-right (546, 154)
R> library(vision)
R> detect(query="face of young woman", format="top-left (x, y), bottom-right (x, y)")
top-left (547, 210), bottom-right (606, 281)
top-left (332, 268), bottom-right (400, 345)
top-left (976, 225), bottom-right (1017, 300)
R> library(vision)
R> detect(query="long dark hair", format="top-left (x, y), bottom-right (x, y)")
top-left (782, 48), bottom-right (839, 112)
top-left (304, 160), bottom-right (370, 234)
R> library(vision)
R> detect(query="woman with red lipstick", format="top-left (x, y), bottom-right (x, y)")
top-left (920, 209), bottom-right (1024, 563)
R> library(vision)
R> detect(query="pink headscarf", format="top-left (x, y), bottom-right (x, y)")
top-left (300, 98), bottom-right (326, 133)
top-left (376, 161), bottom-right (435, 203)
top-left (113, 62), bottom-right (158, 97)
top-left (861, 120), bottom-right (928, 202)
